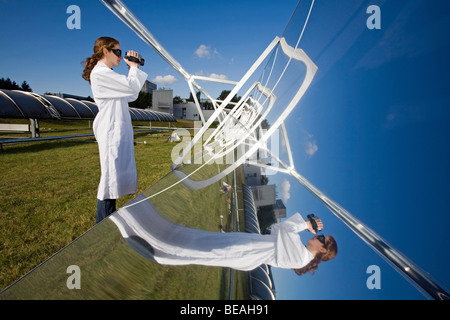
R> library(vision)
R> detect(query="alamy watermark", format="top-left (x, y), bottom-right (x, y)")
top-left (366, 265), bottom-right (381, 290)
top-left (66, 5), bottom-right (81, 30)
top-left (366, 5), bottom-right (381, 30)
top-left (66, 265), bottom-right (81, 289)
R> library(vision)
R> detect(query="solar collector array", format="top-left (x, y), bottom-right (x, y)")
top-left (0, 89), bottom-right (176, 122)
top-left (0, 89), bottom-right (55, 119)
top-left (242, 184), bottom-right (276, 300)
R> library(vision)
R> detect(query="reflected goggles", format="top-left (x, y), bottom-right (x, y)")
top-left (317, 235), bottom-right (326, 245)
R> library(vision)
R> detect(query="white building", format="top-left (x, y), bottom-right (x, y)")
top-left (173, 101), bottom-right (216, 121)
top-left (250, 184), bottom-right (276, 208)
top-left (173, 101), bottom-right (200, 120)
top-left (150, 88), bottom-right (214, 121)
top-left (244, 163), bottom-right (286, 221)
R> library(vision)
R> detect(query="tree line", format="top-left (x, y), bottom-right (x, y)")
top-left (0, 77), bottom-right (32, 92)
top-left (129, 91), bottom-right (152, 109)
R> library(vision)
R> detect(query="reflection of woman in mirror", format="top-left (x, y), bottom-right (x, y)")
top-left (294, 233), bottom-right (337, 276)
top-left (110, 199), bottom-right (338, 275)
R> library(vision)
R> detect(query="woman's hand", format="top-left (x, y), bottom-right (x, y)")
top-left (306, 217), bottom-right (323, 234)
top-left (124, 50), bottom-right (140, 69)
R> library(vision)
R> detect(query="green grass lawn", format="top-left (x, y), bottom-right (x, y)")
top-left (0, 119), bottom-right (248, 299)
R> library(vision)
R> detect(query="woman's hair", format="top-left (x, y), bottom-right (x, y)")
top-left (82, 36), bottom-right (119, 83)
top-left (294, 235), bottom-right (338, 276)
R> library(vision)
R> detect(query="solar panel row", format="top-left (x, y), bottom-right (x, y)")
top-left (0, 89), bottom-right (176, 122)
top-left (242, 184), bottom-right (276, 300)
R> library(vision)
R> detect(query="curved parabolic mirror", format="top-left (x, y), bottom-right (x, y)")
top-left (131, 108), bottom-right (147, 121)
top-left (81, 100), bottom-right (99, 115)
top-left (140, 109), bottom-right (156, 121)
top-left (65, 98), bottom-right (96, 119)
top-left (44, 95), bottom-right (81, 119)
top-left (151, 111), bottom-right (162, 122)
top-left (0, 90), bottom-right (24, 118)
top-left (26, 93), bottom-right (61, 120)
top-left (0, 89), bottom-right (56, 119)
top-left (95, 0), bottom-right (450, 300)
top-left (128, 108), bottom-right (139, 121)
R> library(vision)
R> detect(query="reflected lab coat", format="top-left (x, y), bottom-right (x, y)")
top-left (110, 193), bottom-right (314, 271)
top-left (90, 62), bottom-right (148, 200)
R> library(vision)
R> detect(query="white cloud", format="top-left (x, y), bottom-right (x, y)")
top-left (209, 73), bottom-right (228, 80)
top-left (152, 75), bottom-right (177, 86)
top-left (194, 44), bottom-right (220, 59)
top-left (280, 179), bottom-right (291, 203)
top-left (194, 44), bottom-right (211, 58)
top-left (195, 70), bottom-right (228, 81)
top-left (305, 140), bottom-right (318, 157)
top-left (302, 131), bottom-right (318, 158)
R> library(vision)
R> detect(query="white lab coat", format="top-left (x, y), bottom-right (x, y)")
top-left (90, 62), bottom-right (148, 200)
top-left (110, 195), bottom-right (314, 271)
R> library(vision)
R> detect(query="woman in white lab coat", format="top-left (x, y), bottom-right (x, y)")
top-left (82, 37), bottom-right (148, 223)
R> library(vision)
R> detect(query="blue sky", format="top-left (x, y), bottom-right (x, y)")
top-left (1, 0), bottom-right (450, 300)
top-left (0, 0), bottom-right (298, 99)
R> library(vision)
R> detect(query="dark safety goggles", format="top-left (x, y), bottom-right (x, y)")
top-left (110, 48), bottom-right (122, 58)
